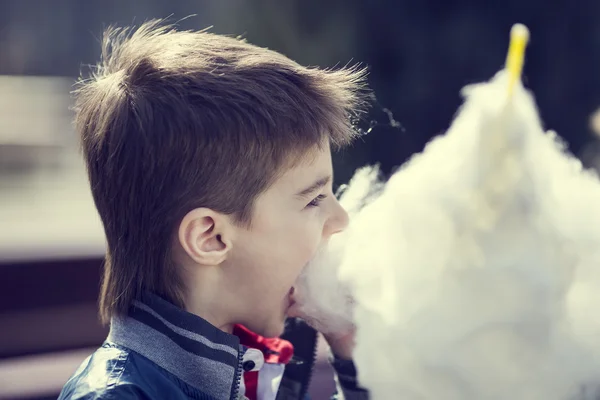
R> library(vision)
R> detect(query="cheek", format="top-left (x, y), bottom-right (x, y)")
top-left (250, 214), bottom-right (325, 282)
top-left (290, 218), bottom-right (324, 266)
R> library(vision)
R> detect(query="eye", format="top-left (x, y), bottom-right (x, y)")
top-left (307, 194), bottom-right (327, 208)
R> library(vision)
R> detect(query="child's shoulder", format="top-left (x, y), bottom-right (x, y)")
top-left (57, 343), bottom-right (191, 400)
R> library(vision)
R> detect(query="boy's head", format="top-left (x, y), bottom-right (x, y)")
top-left (76, 20), bottom-right (370, 337)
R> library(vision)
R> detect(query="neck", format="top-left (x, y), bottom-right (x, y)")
top-left (184, 270), bottom-right (236, 334)
top-left (186, 300), bottom-right (234, 333)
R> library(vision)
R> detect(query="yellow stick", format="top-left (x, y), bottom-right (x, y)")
top-left (505, 24), bottom-right (530, 96)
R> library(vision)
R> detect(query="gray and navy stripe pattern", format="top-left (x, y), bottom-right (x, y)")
top-left (108, 293), bottom-right (243, 400)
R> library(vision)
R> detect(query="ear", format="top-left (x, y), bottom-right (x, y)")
top-left (178, 208), bottom-right (234, 266)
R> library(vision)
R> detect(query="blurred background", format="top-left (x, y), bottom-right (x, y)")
top-left (2, 1), bottom-right (600, 399)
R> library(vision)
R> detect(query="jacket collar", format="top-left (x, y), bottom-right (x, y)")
top-left (107, 293), bottom-right (242, 399)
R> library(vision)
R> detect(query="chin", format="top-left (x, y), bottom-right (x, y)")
top-left (247, 318), bottom-right (286, 339)
top-left (261, 321), bottom-right (286, 338)
top-left (240, 302), bottom-right (290, 338)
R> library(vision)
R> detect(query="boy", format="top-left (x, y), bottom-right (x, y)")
top-left (59, 20), bottom-right (370, 400)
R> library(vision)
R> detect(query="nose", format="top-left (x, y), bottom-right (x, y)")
top-left (323, 198), bottom-right (349, 238)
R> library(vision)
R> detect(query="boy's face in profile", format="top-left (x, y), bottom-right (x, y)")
top-left (225, 141), bottom-right (349, 337)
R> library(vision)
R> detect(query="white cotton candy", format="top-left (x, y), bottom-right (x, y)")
top-left (300, 69), bottom-right (600, 400)
top-left (291, 166), bottom-right (383, 335)
top-left (339, 70), bottom-right (600, 400)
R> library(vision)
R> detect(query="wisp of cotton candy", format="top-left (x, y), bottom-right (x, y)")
top-left (295, 24), bottom-right (600, 399)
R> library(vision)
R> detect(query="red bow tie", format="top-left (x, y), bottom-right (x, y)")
top-left (233, 324), bottom-right (294, 365)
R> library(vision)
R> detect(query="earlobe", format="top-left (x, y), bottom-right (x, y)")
top-left (178, 208), bottom-right (232, 266)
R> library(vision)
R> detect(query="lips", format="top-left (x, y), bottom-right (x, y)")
top-left (288, 287), bottom-right (296, 307)
top-left (286, 287), bottom-right (298, 316)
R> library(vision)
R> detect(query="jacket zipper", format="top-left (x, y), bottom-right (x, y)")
top-left (231, 346), bottom-right (244, 400)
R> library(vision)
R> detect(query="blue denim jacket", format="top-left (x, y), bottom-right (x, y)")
top-left (58, 294), bottom-right (369, 400)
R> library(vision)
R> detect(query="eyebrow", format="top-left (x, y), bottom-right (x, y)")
top-left (295, 175), bottom-right (331, 199)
